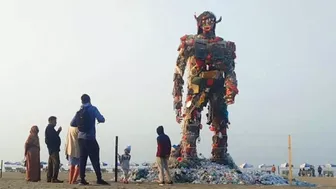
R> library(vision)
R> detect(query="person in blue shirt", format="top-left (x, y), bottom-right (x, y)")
top-left (70, 94), bottom-right (109, 185)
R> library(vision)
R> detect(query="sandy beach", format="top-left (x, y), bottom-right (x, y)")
top-left (0, 172), bottom-right (335, 189)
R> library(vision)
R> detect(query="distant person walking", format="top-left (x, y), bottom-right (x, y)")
top-left (65, 126), bottom-right (80, 184)
top-left (271, 165), bottom-right (276, 174)
top-left (24, 125), bottom-right (41, 182)
top-left (156, 125), bottom-right (173, 185)
top-left (318, 166), bottom-right (323, 177)
top-left (70, 94), bottom-right (109, 185)
top-left (45, 116), bottom-right (63, 183)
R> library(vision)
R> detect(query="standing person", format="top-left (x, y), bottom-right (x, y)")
top-left (65, 126), bottom-right (80, 184)
top-left (70, 94), bottom-right (109, 185)
top-left (311, 166), bottom-right (315, 177)
top-left (45, 116), bottom-right (63, 183)
top-left (118, 146), bottom-right (131, 184)
top-left (271, 165), bottom-right (276, 174)
top-left (156, 125), bottom-right (173, 185)
top-left (318, 166), bottom-right (322, 177)
top-left (24, 125), bottom-right (41, 182)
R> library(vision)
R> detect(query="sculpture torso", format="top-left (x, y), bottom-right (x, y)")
top-left (194, 36), bottom-right (234, 72)
top-left (179, 34), bottom-right (236, 94)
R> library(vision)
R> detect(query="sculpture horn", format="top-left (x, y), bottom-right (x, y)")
top-left (194, 12), bottom-right (198, 20)
top-left (216, 16), bottom-right (222, 23)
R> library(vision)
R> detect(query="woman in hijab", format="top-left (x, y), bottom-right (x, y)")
top-left (24, 125), bottom-right (41, 182)
top-left (65, 126), bottom-right (80, 184)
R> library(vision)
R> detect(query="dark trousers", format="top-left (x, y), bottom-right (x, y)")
top-left (78, 138), bottom-right (102, 181)
top-left (47, 152), bottom-right (60, 181)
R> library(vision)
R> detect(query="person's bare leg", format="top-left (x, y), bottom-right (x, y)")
top-left (69, 166), bottom-right (75, 184)
top-left (72, 166), bottom-right (80, 184)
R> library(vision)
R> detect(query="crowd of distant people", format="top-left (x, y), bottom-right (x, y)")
top-left (23, 94), bottom-right (174, 186)
top-left (298, 166), bottom-right (326, 177)
top-left (261, 164), bottom-right (330, 178)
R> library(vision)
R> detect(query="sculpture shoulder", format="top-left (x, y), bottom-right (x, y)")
top-left (180, 34), bottom-right (196, 43)
top-left (223, 40), bottom-right (236, 53)
top-left (221, 39), bottom-right (237, 60)
top-left (177, 34), bottom-right (196, 51)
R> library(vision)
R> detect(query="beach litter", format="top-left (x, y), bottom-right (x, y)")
top-left (128, 158), bottom-right (316, 187)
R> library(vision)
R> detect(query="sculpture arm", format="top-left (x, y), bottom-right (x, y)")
top-left (172, 35), bottom-right (192, 122)
top-left (224, 41), bottom-right (239, 105)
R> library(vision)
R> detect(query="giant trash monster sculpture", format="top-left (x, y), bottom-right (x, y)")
top-left (172, 11), bottom-right (238, 166)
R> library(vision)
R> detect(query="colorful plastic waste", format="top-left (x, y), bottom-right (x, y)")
top-left (128, 159), bottom-right (316, 186)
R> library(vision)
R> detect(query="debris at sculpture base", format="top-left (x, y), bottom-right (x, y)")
top-left (129, 159), bottom-right (316, 187)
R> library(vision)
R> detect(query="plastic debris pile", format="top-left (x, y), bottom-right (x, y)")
top-left (129, 159), bottom-right (316, 186)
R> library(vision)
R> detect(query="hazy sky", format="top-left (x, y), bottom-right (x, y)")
top-left (0, 0), bottom-right (335, 167)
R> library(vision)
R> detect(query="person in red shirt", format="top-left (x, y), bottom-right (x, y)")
top-left (156, 126), bottom-right (173, 185)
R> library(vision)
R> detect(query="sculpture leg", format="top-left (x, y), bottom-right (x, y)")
top-left (180, 94), bottom-right (203, 160)
top-left (209, 92), bottom-right (229, 164)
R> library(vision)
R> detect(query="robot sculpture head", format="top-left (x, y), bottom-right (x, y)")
top-left (194, 11), bottom-right (222, 35)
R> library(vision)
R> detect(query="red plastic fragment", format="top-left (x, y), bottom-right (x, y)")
top-left (186, 95), bottom-right (192, 101)
top-left (195, 59), bottom-right (204, 68)
top-left (207, 79), bottom-right (214, 86)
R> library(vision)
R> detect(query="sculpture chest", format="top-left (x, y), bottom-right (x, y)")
top-left (192, 38), bottom-right (231, 72)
